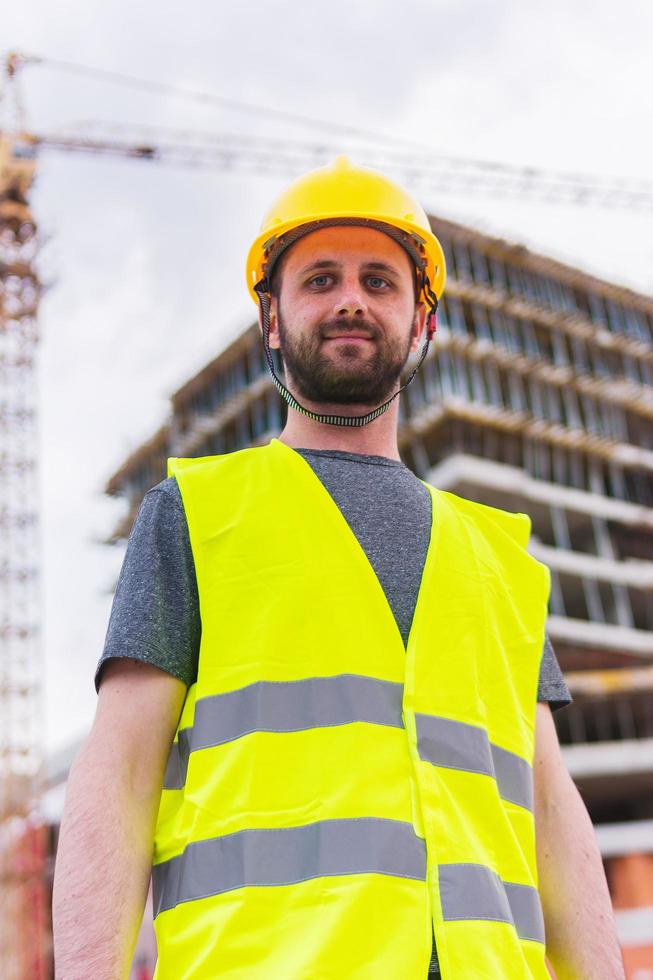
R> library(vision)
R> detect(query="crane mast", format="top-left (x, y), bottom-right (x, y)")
top-left (0, 131), bottom-right (47, 980)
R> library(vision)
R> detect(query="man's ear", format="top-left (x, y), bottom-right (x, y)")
top-left (259, 294), bottom-right (281, 350)
top-left (409, 302), bottom-right (428, 353)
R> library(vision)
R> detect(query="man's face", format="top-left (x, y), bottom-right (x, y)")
top-left (267, 226), bottom-right (426, 407)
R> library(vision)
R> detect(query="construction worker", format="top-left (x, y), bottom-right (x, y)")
top-left (52, 158), bottom-right (624, 979)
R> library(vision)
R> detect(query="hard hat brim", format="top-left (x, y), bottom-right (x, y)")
top-left (246, 212), bottom-right (446, 304)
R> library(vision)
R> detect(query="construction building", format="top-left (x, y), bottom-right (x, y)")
top-left (104, 213), bottom-right (653, 977)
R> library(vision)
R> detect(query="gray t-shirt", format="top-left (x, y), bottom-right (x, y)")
top-left (96, 446), bottom-right (572, 976)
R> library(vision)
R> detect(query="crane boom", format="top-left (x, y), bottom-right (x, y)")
top-left (16, 127), bottom-right (653, 212)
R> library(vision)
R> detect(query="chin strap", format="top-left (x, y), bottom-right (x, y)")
top-left (254, 275), bottom-right (438, 428)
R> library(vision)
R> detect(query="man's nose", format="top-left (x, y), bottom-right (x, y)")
top-left (334, 281), bottom-right (367, 318)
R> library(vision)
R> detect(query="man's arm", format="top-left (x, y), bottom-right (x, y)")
top-left (52, 659), bottom-right (186, 980)
top-left (533, 702), bottom-right (625, 979)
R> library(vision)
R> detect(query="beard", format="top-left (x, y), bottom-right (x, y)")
top-left (276, 310), bottom-right (415, 406)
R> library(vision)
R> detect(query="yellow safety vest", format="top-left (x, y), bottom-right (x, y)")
top-left (152, 438), bottom-right (551, 979)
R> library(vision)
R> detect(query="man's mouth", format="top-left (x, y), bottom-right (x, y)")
top-left (323, 333), bottom-right (375, 342)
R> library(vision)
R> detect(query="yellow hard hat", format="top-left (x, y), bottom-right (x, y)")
top-left (245, 156), bottom-right (446, 305)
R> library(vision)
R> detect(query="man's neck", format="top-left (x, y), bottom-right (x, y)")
top-left (276, 401), bottom-right (402, 461)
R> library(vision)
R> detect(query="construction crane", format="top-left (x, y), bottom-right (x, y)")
top-left (1, 47), bottom-right (653, 979)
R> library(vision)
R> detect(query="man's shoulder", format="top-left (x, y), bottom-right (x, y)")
top-left (146, 474), bottom-right (181, 500)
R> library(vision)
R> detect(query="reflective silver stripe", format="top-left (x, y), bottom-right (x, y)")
top-left (417, 713), bottom-right (494, 778)
top-left (152, 817), bottom-right (426, 917)
top-left (163, 741), bottom-right (183, 790)
top-left (504, 881), bottom-right (547, 943)
top-left (439, 863), bottom-right (545, 944)
top-left (415, 714), bottom-right (533, 811)
top-left (163, 674), bottom-right (403, 790)
top-left (163, 727), bottom-right (191, 791)
top-left (491, 743), bottom-right (533, 811)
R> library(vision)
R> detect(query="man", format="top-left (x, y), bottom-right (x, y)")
top-left (53, 158), bottom-right (624, 978)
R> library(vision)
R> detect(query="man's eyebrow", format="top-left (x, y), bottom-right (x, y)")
top-left (298, 259), bottom-right (342, 275)
top-left (361, 261), bottom-right (401, 275)
top-left (297, 259), bottom-right (401, 276)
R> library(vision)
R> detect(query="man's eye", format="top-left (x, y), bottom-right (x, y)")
top-left (367, 276), bottom-right (389, 289)
top-left (309, 274), bottom-right (332, 287)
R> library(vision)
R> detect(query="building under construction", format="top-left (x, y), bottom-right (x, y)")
top-left (103, 212), bottom-right (653, 977)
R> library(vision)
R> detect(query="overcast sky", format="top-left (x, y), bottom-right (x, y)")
top-left (3, 0), bottom-right (653, 757)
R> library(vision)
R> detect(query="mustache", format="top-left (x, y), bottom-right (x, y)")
top-left (319, 317), bottom-right (380, 340)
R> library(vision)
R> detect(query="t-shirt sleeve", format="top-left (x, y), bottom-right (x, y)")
top-left (537, 634), bottom-right (572, 712)
top-left (95, 476), bottom-right (201, 691)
